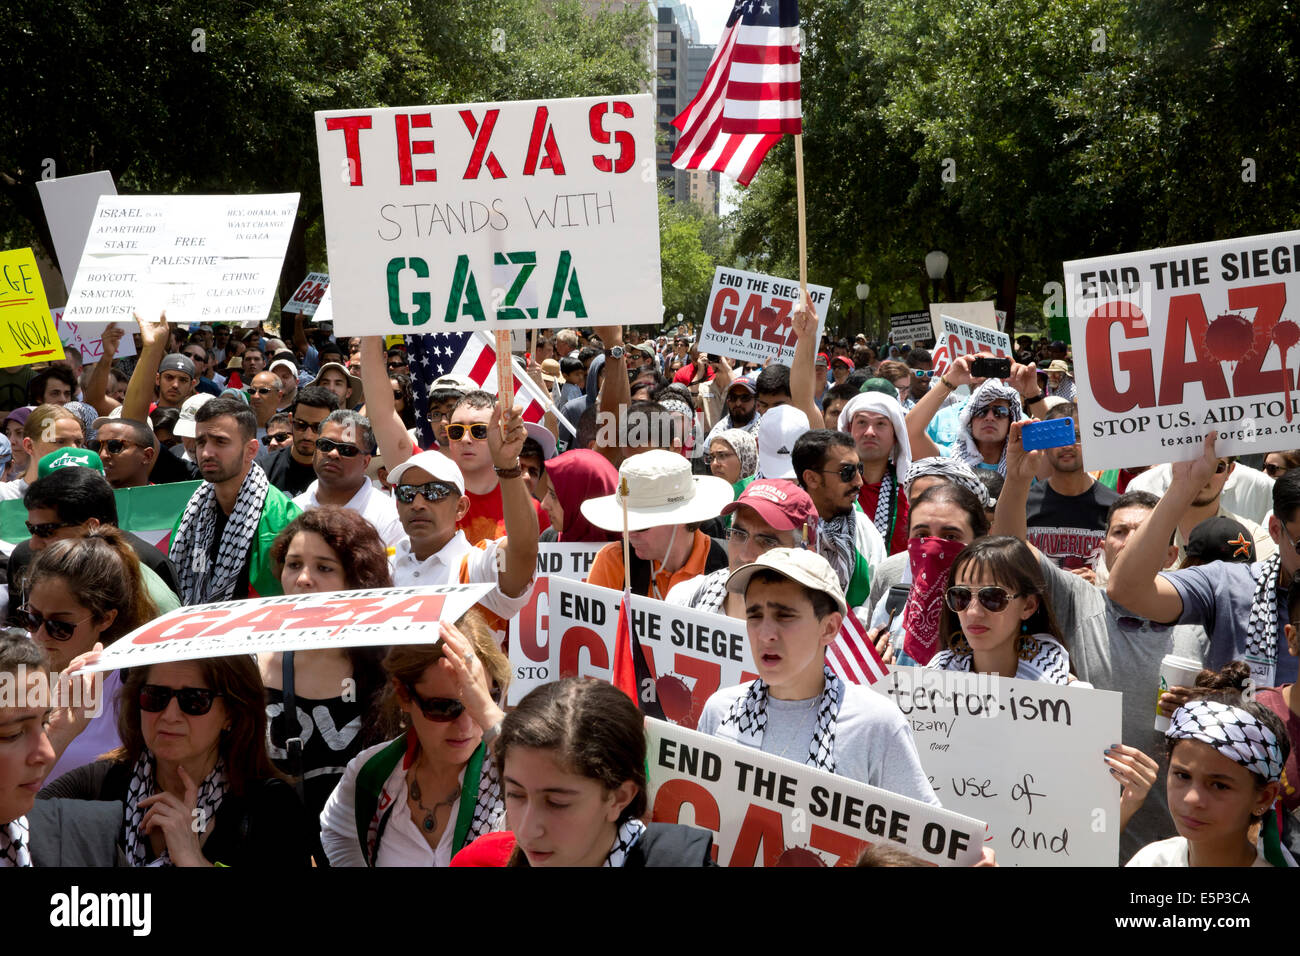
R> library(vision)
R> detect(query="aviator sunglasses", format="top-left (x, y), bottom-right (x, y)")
top-left (944, 585), bottom-right (1026, 613)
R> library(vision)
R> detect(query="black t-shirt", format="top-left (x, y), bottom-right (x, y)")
top-left (1025, 479), bottom-right (1119, 569)
top-left (206, 503), bottom-right (254, 602)
top-left (257, 446), bottom-right (317, 498)
top-left (148, 447), bottom-right (199, 484)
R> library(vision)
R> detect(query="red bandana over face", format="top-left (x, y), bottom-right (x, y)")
top-left (902, 536), bottom-right (967, 664)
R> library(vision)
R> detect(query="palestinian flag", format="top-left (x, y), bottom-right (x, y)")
top-left (0, 480), bottom-right (201, 553)
top-left (610, 584), bottom-right (666, 721)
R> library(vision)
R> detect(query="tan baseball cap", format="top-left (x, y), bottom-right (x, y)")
top-left (726, 548), bottom-right (847, 617)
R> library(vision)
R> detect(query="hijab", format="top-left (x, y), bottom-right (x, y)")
top-left (545, 449), bottom-right (620, 543)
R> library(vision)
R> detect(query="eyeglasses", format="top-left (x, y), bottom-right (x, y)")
top-left (912, 369), bottom-right (936, 378)
top-left (248, 386), bottom-right (277, 396)
top-left (395, 481), bottom-right (459, 504)
top-left (446, 423), bottom-right (489, 442)
top-left (1115, 616), bottom-right (1169, 633)
top-left (267, 431), bottom-right (292, 445)
top-left (315, 438), bottom-right (363, 457)
top-left (17, 606), bottom-right (91, 641)
top-left (704, 451), bottom-right (736, 465)
top-left (821, 462), bottom-right (864, 482)
top-left (25, 520), bottom-right (78, 539)
top-left (95, 438), bottom-right (143, 455)
top-left (975, 405), bottom-right (1012, 420)
top-left (726, 526), bottom-right (785, 551)
top-left (138, 684), bottom-right (223, 716)
top-left (945, 586), bottom-right (1026, 613)
top-left (184, 352), bottom-right (205, 363)
top-left (292, 419), bottom-right (324, 433)
top-left (1263, 463), bottom-right (1287, 477)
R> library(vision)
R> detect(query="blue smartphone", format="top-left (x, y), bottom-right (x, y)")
top-left (1021, 417), bottom-right (1078, 451)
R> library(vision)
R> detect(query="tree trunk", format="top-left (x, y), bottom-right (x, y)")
top-left (995, 268), bottom-right (1020, 341)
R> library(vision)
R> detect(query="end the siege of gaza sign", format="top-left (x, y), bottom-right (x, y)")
top-left (314, 95), bottom-right (663, 334)
top-left (1064, 230), bottom-right (1300, 470)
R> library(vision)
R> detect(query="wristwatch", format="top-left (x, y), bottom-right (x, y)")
top-left (604, 345), bottom-right (625, 361)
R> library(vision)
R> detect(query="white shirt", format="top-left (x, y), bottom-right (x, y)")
top-left (1128, 462), bottom-right (1276, 526)
top-left (390, 530), bottom-right (533, 622)
top-left (1126, 836), bottom-right (1273, 868)
top-left (294, 478), bottom-right (405, 549)
top-left (0, 478), bottom-right (28, 501)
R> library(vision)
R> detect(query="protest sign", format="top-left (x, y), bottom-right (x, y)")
top-left (929, 299), bottom-right (997, 331)
top-left (314, 95), bottom-right (661, 333)
top-left (696, 266), bottom-right (831, 365)
top-left (931, 313), bottom-right (1013, 374)
top-left (0, 248), bottom-right (64, 367)
top-left (62, 193), bottom-right (300, 326)
top-left (508, 543), bottom-right (602, 698)
top-left (283, 272), bottom-right (329, 315)
top-left (35, 171), bottom-right (118, 285)
top-left (53, 308), bottom-right (137, 361)
top-left (889, 310), bottom-right (932, 345)
top-left (645, 718), bottom-right (986, 867)
top-left (872, 666), bottom-right (1122, 866)
top-left (509, 577), bottom-right (759, 724)
top-left (1064, 230), bottom-right (1300, 469)
top-left (79, 584), bottom-right (491, 674)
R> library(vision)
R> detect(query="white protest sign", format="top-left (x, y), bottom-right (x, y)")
top-left (507, 543), bottom-right (602, 697)
top-left (889, 310), bottom-right (932, 345)
top-left (646, 718), bottom-right (986, 867)
top-left (509, 577), bottom-right (758, 725)
top-left (696, 266), bottom-right (831, 365)
top-left (62, 193), bottom-right (300, 326)
top-left (35, 170), bottom-right (118, 286)
top-left (315, 95), bottom-right (662, 333)
top-left (283, 272), bottom-right (329, 315)
top-left (1065, 230), bottom-right (1300, 469)
top-left (312, 286), bottom-right (333, 324)
top-left (872, 666), bottom-right (1121, 866)
top-left (79, 585), bottom-right (491, 673)
top-left (53, 309), bottom-right (137, 361)
top-left (929, 299), bottom-right (997, 331)
top-left (931, 313), bottom-right (1013, 374)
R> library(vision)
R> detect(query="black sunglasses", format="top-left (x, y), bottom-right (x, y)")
top-left (315, 438), bottom-right (363, 457)
top-left (138, 684), bottom-right (223, 716)
top-left (395, 481), bottom-right (459, 504)
top-left (446, 423), bottom-right (489, 441)
top-left (1263, 463), bottom-right (1286, 477)
top-left (17, 606), bottom-right (89, 641)
top-left (292, 419), bottom-right (323, 433)
top-left (404, 685), bottom-right (467, 723)
top-left (945, 586), bottom-right (1025, 613)
top-left (267, 431), bottom-right (292, 444)
top-left (822, 462), bottom-right (864, 482)
top-left (976, 405), bottom-right (1012, 420)
top-left (248, 386), bottom-right (277, 396)
top-left (25, 520), bottom-right (78, 539)
top-left (96, 438), bottom-right (143, 455)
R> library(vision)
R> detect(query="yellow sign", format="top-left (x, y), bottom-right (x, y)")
top-left (384, 335), bottom-right (405, 350)
top-left (0, 248), bottom-right (64, 368)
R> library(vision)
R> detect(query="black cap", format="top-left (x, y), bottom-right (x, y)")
top-left (1185, 516), bottom-right (1255, 564)
top-left (158, 354), bottom-right (197, 379)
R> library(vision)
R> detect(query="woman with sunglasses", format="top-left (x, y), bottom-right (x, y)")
top-left (1263, 450), bottom-right (1300, 480)
top-left (261, 507), bottom-right (392, 863)
top-left (41, 653), bottom-right (313, 867)
top-left (319, 613), bottom-right (511, 866)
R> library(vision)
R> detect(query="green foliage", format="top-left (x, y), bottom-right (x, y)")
top-left (657, 191), bottom-right (718, 324)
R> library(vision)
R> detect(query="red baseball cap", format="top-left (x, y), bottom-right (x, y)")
top-left (831, 356), bottom-right (855, 369)
top-left (721, 479), bottom-right (816, 532)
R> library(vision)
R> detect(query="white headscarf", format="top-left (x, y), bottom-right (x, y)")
top-left (836, 392), bottom-right (912, 481)
top-left (952, 379), bottom-right (1023, 475)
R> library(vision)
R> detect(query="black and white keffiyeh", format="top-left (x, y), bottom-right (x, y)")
top-left (1167, 699), bottom-right (1285, 782)
top-left (902, 456), bottom-right (990, 507)
top-left (686, 567), bottom-right (731, 615)
top-left (952, 380), bottom-right (1023, 476)
top-left (468, 752), bottom-right (506, 839)
top-left (871, 471), bottom-right (895, 540)
top-left (1243, 553), bottom-right (1282, 687)
top-left (123, 750), bottom-right (228, 867)
top-left (720, 665), bottom-right (844, 772)
top-left (816, 514), bottom-right (857, 596)
top-left (170, 462), bottom-right (270, 605)
top-left (928, 633), bottom-right (1072, 684)
top-left (603, 818), bottom-right (647, 868)
top-left (0, 817), bottom-right (31, 868)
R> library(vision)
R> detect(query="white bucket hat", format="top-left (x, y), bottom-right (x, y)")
top-left (582, 449), bottom-right (733, 532)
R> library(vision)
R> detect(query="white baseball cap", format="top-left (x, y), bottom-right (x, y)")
top-left (174, 393), bottom-right (215, 438)
top-left (387, 450), bottom-right (466, 495)
top-left (581, 449), bottom-right (733, 532)
top-left (726, 547), bottom-right (847, 617)
top-left (523, 421), bottom-right (557, 461)
top-left (756, 405), bottom-right (809, 480)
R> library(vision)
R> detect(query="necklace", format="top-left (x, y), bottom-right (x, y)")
top-left (408, 767), bottom-right (461, 834)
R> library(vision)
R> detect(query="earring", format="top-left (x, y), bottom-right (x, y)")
top-left (1020, 622), bottom-right (1029, 634)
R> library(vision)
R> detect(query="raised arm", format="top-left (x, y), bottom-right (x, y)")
top-left (594, 325), bottom-right (629, 467)
top-left (789, 291), bottom-right (825, 429)
top-left (993, 419), bottom-right (1042, 547)
top-left (489, 401), bottom-right (540, 597)
top-left (122, 312), bottom-right (170, 421)
top-left (906, 352), bottom-right (982, 460)
top-left (358, 335), bottom-right (413, 468)
top-left (83, 323), bottom-right (124, 416)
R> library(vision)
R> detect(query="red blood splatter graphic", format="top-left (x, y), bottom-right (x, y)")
top-left (1272, 320), bottom-right (1300, 423)
top-left (1204, 312), bottom-right (1254, 363)
top-left (655, 675), bottom-right (693, 724)
top-left (776, 846), bottom-right (827, 867)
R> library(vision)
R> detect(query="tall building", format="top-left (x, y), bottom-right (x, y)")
top-left (656, 4), bottom-right (719, 212)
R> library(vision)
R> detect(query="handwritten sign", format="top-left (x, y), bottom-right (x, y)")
top-left (314, 95), bottom-right (662, 333)
top-left (646, 718), bottom-right (986, 867)
top-left (872, 666), bottom-right (1121, 866)
top-left (35, 170), bottom-right (118, 286)
top-left (1065, 230), bottom-right (1300, 469)
top-left (79, 585), bottom-right (491, 673)
top-left (507, 543), bottom-right (602, 696)
top-left (931, 313), bottom-right (1012, 374)
top-left (696, 266), bottom-right (831, 365)
top-left (283, 272), bottom-right (329, 315)
top-left (889, 310), bottom-right (932, 345)
top-left (53, 309), bottom-right (137, 362)
top-left (0, 248), bottom-right (64, 367)
top-left (508, 576), bottom-right (758, 725)
top-left (62, 193), bottom-right (300, 326)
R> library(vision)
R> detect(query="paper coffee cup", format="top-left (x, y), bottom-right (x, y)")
top-left (1155, 654), bottom-right (1203, 732)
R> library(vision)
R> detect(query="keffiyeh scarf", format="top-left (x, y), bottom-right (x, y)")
top-left (720, 665), bottom-right (845, 772)
top-left (952, 380), bottom-right (1023, 476)
top-left (870, 471), bottom-right (896, 540)
top-left (902, 456), bottom-right (990, 507)
top-left (817, 513), bottom-right (857, 597)
top-left (1244, 553), bottom-right (1282, 687)
top-left (0, 817), bottom-right (31, 868)
top-left (603, 818), bottom-right (647, 867)
top-left (1167, 699), bottom-right (1285, 782)
top-left (170, 461), bottom-right (270, 604)
top-left (686, 567), bottom-right (731, 615)
top-left (928, 633), bottom-right (1072, 685)
top-left (124, 750), bottom-right (228, 867)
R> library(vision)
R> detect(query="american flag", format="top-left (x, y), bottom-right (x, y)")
top-left (671, 0), bottom-right (802, 186)
top-left (827, 609), bottom-right (889, 685)
top-left (404, 331), bottom-right (563, 450)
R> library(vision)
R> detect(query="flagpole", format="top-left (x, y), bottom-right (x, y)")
top-left (494, 328), bottom-right (515, 420)
top-left (795, 133), bottom-right (808, 300)
top-left (620, 477), bottom-right (632, 595)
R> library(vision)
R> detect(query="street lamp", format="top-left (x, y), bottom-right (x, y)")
top-left (856, 282), bottom-right (870, 339)
top-left (925, 250), bottom-right (948, 303)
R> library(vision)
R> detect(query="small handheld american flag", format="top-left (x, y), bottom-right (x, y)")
top-left (828, 608), bottom-right (889, 685)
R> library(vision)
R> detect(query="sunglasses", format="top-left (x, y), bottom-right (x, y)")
top-left (975, 405), bottom-right (1012, 420)
top-left (96, 438), bottom-right (143, 455)
top-left (138, 684), bottom-right (223, 716)
top-left (1263, 463), bottom-right (1287, 477)
top-left (184, 352), bottom-right (205, 363)
top-left (315, 438), bottom-right (363, 457)
top-left (405, 684), bottom-right (470, 723)
top-left (292, 419), bottom-right (323, 433)
top-left (387, 362), bottom-right (407, 370)
top-left (1215, 460), bottom-right (1229, 474)
top-left (446, 423), bottom-right (489, 441)
top-left (822, 462), bottom-right (865, 482)
top-left (945, 586), bottom-right (1026, 613)
top-left (392, 390), bottom-right (404, 401)
top-left (395, 481), bottom-right (459, 504)
top-left (912, 369), bottom-right (936, 378)
top-left (267, 431), bottom-right (292, 444)
top-left (247, 386), bottom-right (277, 396)
top-left (25, 520), bottom-right (78, 539)
top-left (17, 606), bottom-right (90, 641)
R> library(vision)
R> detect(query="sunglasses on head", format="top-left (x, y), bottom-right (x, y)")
top-left (25, 520), bottom-right (78, 539)
top-left (315, 437), bottom-right (363, 457)
top-left (138, 684), bottom-right (223, 716)
top-left (395, 481), bottom-right (459, 504)
top-left (446, 423), bottom-right (489, 441)
top-left (822, 462), bottom-right (864, 482)
top-left (17, 606), bottom-right (89, 641)
top-left (267, 431), bottom-right (292, 444)
top-left (945, 585), bottom-right (1026, 613)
